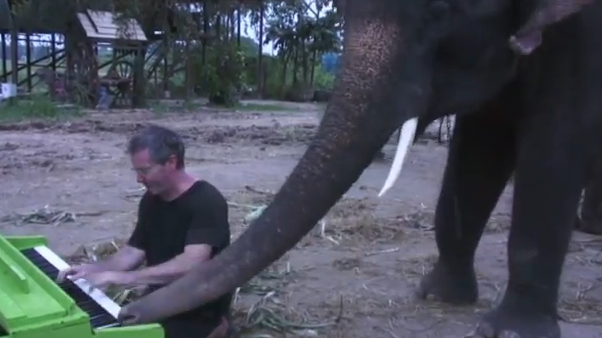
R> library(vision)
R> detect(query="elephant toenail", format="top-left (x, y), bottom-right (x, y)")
top-left (461, 329), bottom-right (478, 338)
top-left (475, 322), bottom-right (495, 337)
top-left (425, 294), bottom-right (439, 301)
top-left (499, 331), bottom-right (521, 338)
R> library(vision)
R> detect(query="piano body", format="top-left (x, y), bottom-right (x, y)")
top-left (0, 234), bottom-right (164, 338)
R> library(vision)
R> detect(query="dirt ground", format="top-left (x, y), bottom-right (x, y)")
top-left (1, 100), bottom-right (601, 338)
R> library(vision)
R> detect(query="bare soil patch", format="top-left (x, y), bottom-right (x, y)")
top-left (1, 103), bottom-right (601, 337)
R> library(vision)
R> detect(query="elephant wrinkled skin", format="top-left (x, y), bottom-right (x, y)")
top-left (118, 1), bottom-right (602, 337)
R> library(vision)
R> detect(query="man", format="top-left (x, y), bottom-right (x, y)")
top-left (57, 124), bottom-right (235, 338)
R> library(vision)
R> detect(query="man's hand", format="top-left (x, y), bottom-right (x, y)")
top-left (56, 263), bottom-right (102, 283)
top-left (84, 271), bottom-right (136, 290)
top-left (56, 245), bottom-right (146, 284)
top-left (117, 302), bottom-right (144, 325)
top-left (117, 290), bottom-right (170, 325)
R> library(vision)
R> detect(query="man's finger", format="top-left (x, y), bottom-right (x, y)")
top-left (56, 268), bottom-right (73, 283)
top-left (86, 278), bottom-right (103, 293)
top-left (121, 316), bottom-right (139, 326)
top-left (117, 310), bottom-right (139, 326)
top-left (70, 271), bottom-right (87, 281)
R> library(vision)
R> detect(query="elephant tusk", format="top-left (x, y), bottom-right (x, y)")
top-left (377, 117), bottom-right (418, 197)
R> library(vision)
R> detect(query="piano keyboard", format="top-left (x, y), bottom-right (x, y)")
top-left (19, 246), bottom-right (122, 329)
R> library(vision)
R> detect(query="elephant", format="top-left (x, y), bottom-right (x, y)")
top-left (117, 0), bottom-right (602, 337)
top-left (376, 116), bottom-right (455, 160)
top-left (390, 119), bottom-right (602, 236)
top-left (392, 118), bottom-right (602, 236)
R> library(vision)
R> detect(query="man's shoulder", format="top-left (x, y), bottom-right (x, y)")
top-left (186, 180), bottom-right (227, 204)
top-left (185, 181), bottom-right (230, 231)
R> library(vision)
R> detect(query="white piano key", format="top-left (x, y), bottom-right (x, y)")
top-left (34, 246), bottom-right (122, 320)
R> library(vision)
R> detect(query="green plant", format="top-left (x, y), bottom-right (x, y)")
top-left (0, 95), bottom-right (81, 121)
top-left (312, 68), bottom-right (335, 90)
top-left (191, 43), bottom-right (247, 107)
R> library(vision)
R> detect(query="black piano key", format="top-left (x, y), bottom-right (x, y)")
top-left (19, 248), bottom-right (121, 329)
top-left (91, 315), bottom-right (120, 328)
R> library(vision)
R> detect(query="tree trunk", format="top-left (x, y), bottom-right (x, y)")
top-left (302, 42), bottom-right (308, 83)
top-left (132, 46), bottom-right (147, 107)
top-left (280, 53), bottom-right (289, 98)
top-left (202, 0), bottom-right (209, 65)
top-left (292, 47), bottom-right (299, 84)
top-left (237, 5), bottom-right (241, 45)
top-left (310, 51), bottom-right (317, 85)
top-left (257, 3), bottom-right (264, 96)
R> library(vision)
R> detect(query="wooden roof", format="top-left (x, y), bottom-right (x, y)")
top-left (76, 10), bottom-right (148, 43)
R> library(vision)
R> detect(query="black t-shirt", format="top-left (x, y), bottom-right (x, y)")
top-left (127, 180), bottom-right (232, 330)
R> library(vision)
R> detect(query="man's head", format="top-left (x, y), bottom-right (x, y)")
top-left (127, 125), bottom-right (185, 195)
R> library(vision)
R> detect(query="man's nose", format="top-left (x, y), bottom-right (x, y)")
top-left (136, 174), bottom-right (145, 184)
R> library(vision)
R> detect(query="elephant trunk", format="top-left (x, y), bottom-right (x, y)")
top-left (202, 5), bottom-right (430, 285)
top-left (123, 1), bottom-right (433, 322)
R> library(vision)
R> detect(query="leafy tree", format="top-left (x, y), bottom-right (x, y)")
top-left (263, 0), bottom-right (341, 100)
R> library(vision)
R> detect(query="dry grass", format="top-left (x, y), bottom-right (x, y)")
top-left (483, 213), bottom-right (512, 233)
top-left (64, 238), bottom-right (343, 337)
top-left (30, 185), bottom-right (601, 335)
top-left (225, 186), bottom-right (429, 249)
top-left (558, 281), bottom-right (602, 325)
top-left (0, 205), bottom-right (106, 226)
top-left (229, 258), bottom-right (341, 336)
top-left (396, 254), bottom-right (438, 279)
top-left (225, 187), bottom-right (406, 249)
top-left (390, 251), bottom-right (602, 326)
top-left (65, 238), bottom-right (144, 304)
top-left (231, 260), bottom-right (343, 336)
top-left (232, 290), bottom-right (343, 337)
top-left (312, 201), bottom-right (438, 247)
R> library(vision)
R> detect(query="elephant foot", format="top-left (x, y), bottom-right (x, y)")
top-left (372, 150), bottom-right (386, 162)
top-left (575, 219), bottom-right (602, 235)
top-left (416, 260), bottom-right (478, 304)
top-left (572, 214), bottom-right (581, 229)
top-left (466, 303), bottom-right (560, 338)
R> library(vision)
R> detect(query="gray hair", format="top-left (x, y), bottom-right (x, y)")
top-left (126, 124), bottom-right (186, 169)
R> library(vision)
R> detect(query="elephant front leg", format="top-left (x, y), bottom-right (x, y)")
top-left (417, 104), bottom-right (516, 305)
top-left (471, 120), bottom-right (589, 338)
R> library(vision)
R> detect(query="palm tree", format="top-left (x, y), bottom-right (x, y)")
top-left (264, 0), bottom-right (341, 100)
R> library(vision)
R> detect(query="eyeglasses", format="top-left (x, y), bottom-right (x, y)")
top-left (131, 164), bottom-right (161, 176)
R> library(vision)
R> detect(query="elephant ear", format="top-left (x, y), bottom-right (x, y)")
top-left (509, 0), bottom-right (594, 55)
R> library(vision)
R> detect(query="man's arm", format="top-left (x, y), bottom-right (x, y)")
top-left (126, 244), bottom-right (212, 285)
top-left (57, 244), bottom-right (146, 283)
top-left (92, 245), bottom-right (146, 272)
top-left (58, 195), bottom-right (151, 283)
top-left (101, 192), bottom-right (149, 272)
top-left (127, 183), bottom-right (230, 286)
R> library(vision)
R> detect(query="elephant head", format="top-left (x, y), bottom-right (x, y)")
top-left (118, 0), bottom-right (598, 323)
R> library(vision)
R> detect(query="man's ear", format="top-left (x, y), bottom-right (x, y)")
top-left (509, 0), bottom-right (594, 55)
top-left (166, 155), bottom-right (178, 169)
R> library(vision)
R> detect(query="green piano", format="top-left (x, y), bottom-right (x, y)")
top-left (0, 234), bottom-right (164, 338)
